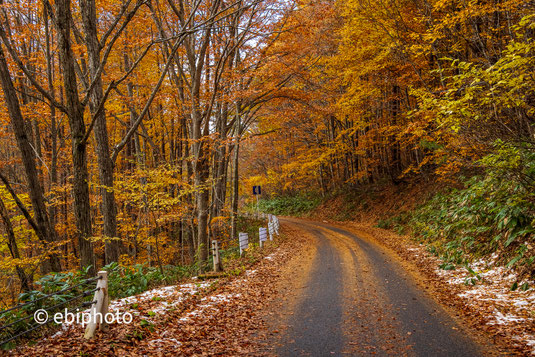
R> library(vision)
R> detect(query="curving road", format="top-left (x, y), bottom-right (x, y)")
top-left (272, 218), bottom-right (495, 357)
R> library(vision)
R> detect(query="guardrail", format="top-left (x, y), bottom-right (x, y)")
top-left (0, 270), bottom-right (109, 347)
top-left (237, 213), bottom-right (280, 253)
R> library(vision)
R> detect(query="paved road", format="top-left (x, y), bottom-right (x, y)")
top-left (274, 218), bottom-right (493, 357)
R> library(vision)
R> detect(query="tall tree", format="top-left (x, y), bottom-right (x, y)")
top-left (80, 0), bottom-right (120, 264)
top-left (53, 0), bottom-right (96, 273)
top-left (0, 36), bottom-right (62, 273)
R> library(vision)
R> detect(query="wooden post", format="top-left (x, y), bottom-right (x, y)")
top-left (99, 275), bottom-right (109, 332)
top-left (84, 271), bottom-right (108, 339)
top-left (212, 240), bottom-right (223, 272)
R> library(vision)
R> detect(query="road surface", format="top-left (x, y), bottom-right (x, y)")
top-left (270, 218), bottom-right (495, 357)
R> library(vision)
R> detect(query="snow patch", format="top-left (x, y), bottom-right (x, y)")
top-left (490, 310), bottom-right (526, 325)
top-left (147, 337), bottom-right (182, 348)
top-left (409, 246), bottom-right (535, 353)
top-left (178, 293), bottom-right (242, 323)
top-left (109, 281), bottom-right (213, 315)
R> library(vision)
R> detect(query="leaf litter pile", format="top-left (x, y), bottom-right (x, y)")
top-left (4, 228), bottom-right (304, 357)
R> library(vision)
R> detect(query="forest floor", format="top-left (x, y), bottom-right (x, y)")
top-left (2, 229), bottom-right (302, 356)
top-left (3, 214), bottom-right (534, 356)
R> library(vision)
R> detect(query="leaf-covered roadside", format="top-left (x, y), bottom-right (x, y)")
top-left (340, 220), bottom-right (535, 355)
top-left (2, 227), bottom-right (303, 357)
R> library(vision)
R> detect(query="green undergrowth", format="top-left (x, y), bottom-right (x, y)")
top-left (0, 263), bottom-right (198, 349)
top-left (379, 174), bottom-right (535, 280)
top-left (1, 215), bottom-right (280, 350)
top-left (375, 141), bottom-right (535, 283)
top-left (257, 193), bottom-right (322, 216)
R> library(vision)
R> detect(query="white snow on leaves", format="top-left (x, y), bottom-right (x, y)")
top-left (178, 293), bottom-right (242, 323)
top-left (411, 247), bottom-right (535, 354)
top-left (109, 282), bottom-right (212, 311)
top-left (109, 281), bottom-right (214, 323)
top-left (113, 256), bottom-right (276, 347)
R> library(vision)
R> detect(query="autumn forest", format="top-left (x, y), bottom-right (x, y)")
top-left (0, 0), bottom-right (534, 339)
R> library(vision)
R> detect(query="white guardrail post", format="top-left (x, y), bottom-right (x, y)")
top-left (238, 214), bottom-right (279, 256)
top-left (84, 271), bottom-right (109, 339)
top-left (268, 221), bottom-right (274, 241)
top-left (259, 227), bottom-right (267, 248)
top-left (239, 232), bottom-right (249, 256)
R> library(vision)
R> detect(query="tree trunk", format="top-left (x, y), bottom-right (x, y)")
top-left (81, 0), bottom-right (119, 264)
top-left (44, 4), bottom-right (59, 230)
top-left (0, 43), bottom-right (61, 273)
top-left (0, 196), bottom-right (32, 292)
top-left (55, 0), bottom-right (95, 274)
top-left (194, 138), bottom-right (210, 262)
top-left (230, 138), bottom-right (240, 241)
